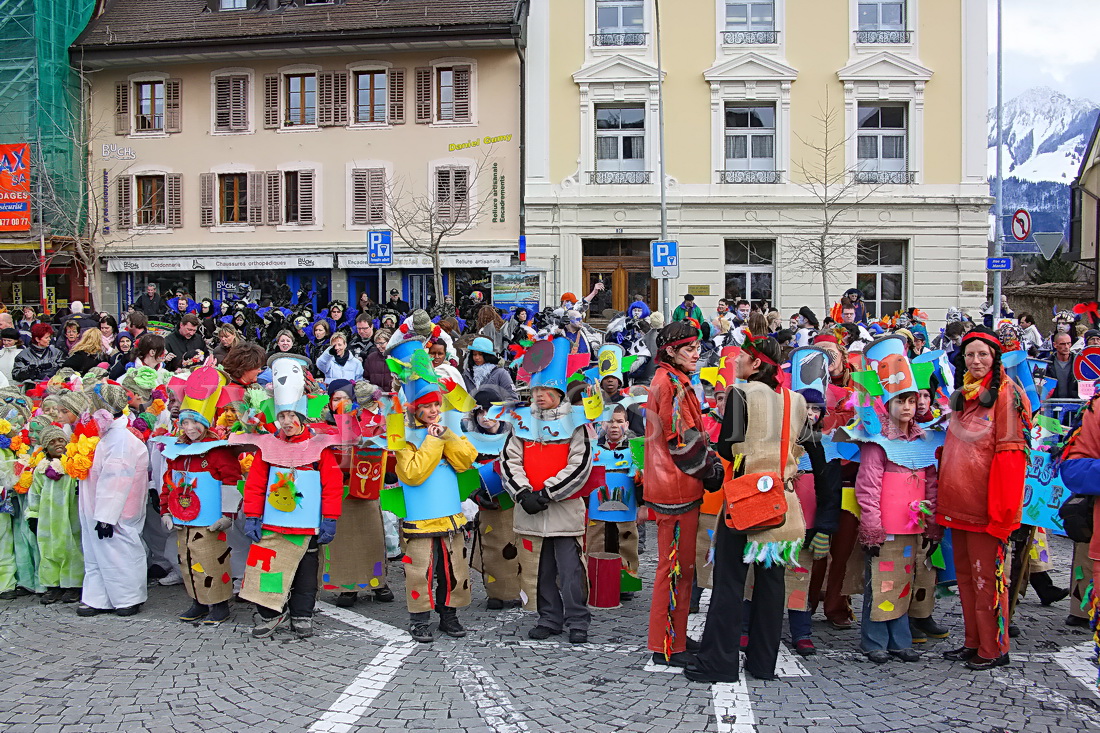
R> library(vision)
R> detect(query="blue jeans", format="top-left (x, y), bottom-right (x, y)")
top-left (860, 558), bottom-right (912, 652)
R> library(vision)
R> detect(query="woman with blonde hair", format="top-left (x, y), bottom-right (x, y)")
top-left (63, 328), bottom-right (109, 373)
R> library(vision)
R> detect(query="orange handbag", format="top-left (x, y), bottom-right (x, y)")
top-left (723, 388), bottom-right (791, 531)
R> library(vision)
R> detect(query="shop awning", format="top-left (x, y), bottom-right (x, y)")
top-left (106, 253), bottom-right (336, 273)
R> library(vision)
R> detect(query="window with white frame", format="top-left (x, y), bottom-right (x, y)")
top-left (220, 0), bottom-right (246, 9)
top-left (214, 74), bottom-right (249, 132)
top-left (414, 64), bottom-right (471, 124)
top-left (281, 170), bottom-right (315, 225)
top-left (135, 175), bottom-right (165, 226)
top-left (115, 173), bottom-right (181, 229)
top-left (134, 81), bottom-right (164, 132)
top-left (856, 103), bottom-right (910, 183)
top-left (355, 71), bottom-right (387, 124)
top-left (285, 73), bottom-right (317, 126)
top-left (115, 77), bottom-right (181, 135)
top-left (722, 103), bottom-right (778, 183)
top-left (856, 240), bottom-right (905, 318)
top-left (593, 105), bottom-right (647, 183)
top-left (594, 0), bottom-right (646, 46)
top-left (724, 239), bottom-right (775, 305)
top-left (724, 1), bottom-right (777, 44)
top-left (856, 0), bottom-right (909, 43)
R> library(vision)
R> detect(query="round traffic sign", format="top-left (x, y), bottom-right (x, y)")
top-left (1074, 346), bottom-right (1100, 382)
top-left (1011, 209), bottom-right (1032, 242)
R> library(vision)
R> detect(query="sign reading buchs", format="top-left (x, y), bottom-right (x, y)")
top-left (0, 143), bottom-right (31, 231)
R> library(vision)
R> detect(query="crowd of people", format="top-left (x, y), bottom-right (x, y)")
top-left (0, 284), bottom-right (1097, 690)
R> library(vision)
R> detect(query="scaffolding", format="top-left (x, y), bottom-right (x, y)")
top-left (0, 0), bottom-right (96, 234)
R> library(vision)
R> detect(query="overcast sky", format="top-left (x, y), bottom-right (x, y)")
top-left (989, 0), bottom-right (1100, 104)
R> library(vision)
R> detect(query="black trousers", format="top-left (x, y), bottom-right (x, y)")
top-left (696, 520), bottom-right (785, 679)
top-left (258, 536), bottom-right (319, 619)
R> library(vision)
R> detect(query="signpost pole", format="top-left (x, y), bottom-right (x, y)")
top-left (993, 0), bottom-right (1004, 319)
top-left (655, 0), bottom-right (669, 321)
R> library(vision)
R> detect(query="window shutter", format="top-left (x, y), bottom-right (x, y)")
top-left (263, 74), bottom-right (280, 129)
top-left (317, 71), bottom-right (335, 126)
top-left (452, 65), bottom-right (471, 123)
top-left (165, 173), bottom-right (182, 228)
top-left (414, 67), bottom-right (432, 124)
top-left (453, 167), bottom-right (469, 221)
top-left (265, 170), bottom-right (281, 225)
top-left (332, 72), bottom-right (349, 126)
top-left (247, 171), bottom-right (265, 225)
top-left (368, 168), bottom-right (385, 223)
top-left (297, 170), bottom-right (315, 225)
top-left (165, 78), bottom-right (182, 133)
top-left (388, 68), bottom-right (405, 124)
top-left (116, 176), bottom-right (132, 228)
top-left (351, 169), bottom-right (369, 225)
top-left (199, 172), bottom-right (215, 227)
top-left (435, 168), bottom-right (451, 220)
top-left (114, 81), bottom-right (129, 135)
top-left (216, 76), bottom-right (249, 132)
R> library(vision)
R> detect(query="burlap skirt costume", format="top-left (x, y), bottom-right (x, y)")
top-left (864, 535), bottom-right (928, 622)
top-left (176, 527), bottom-right (233, 605)
top-left (240, 532), bottom-right (311, 612)
top-left (322, 497), bottom-right (387, 592)
top-left (401, 532), bottom-right (471, 614)
top-left (516, 534), bottom-right (588, 612)
top-left (471, 506), bottom-right (522, 602)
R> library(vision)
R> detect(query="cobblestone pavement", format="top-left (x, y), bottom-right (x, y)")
top-left (0, 534), bottom-right (1096, 733)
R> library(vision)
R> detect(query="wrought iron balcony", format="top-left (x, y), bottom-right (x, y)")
top-left (591, 31), bottom-right (648, 47)
top-left (854, 29), bottom-right (912, 44)
top-left (718, 169), bottom-right (782, 184)
top-left (722, 30), bottom-right (779, 45)
top-left (853, 170), bottom-right (916, 185)
top-left (588, 170), bottom-right (652, 185)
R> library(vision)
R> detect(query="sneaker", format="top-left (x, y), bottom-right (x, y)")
top-left (828, 618), bottom-right (854, 630)
top-left (651, 651), bottom-right (694, 667)
top-left (204, 602), bottom-right (231, 626)
top-left (41, 587), bottom-right (63, 605)
top-left (438, 614), bottom-right (467, 638)
top-left (76, 603), bottom-right (108, 617)
top-left (794, 639), bottom-right (817, 657)
top-left (372, 586), bottom-right (395, 603)
top-left (889, 648), bottom-right (921, 662)
top-left (291, 617), bottom-right (314, 639)
top-left (528, 625), bottom-right (562, 640)
top-left (865, 650), bottom-right (890, 664)
top-left (178, 601), bottom-right (209, 622)
top-left (410, 622), bottom-right (434, 643)
top-left (568, 628), bottom-right (588, 644)
top-left (965, 653), bottom-right (1009, 671)
top-left (114, 604), bottom-right (142, 617)
top-left (158, 569), bottom-right (183, 586)
top-left (146, 565), bottom-right (169, 581)
top-left (251, 611), bottom-right (288, 639)
top-left (61, 588), bottom-right (80, 604)
top-left (334, 592), bottom-right (357, 608)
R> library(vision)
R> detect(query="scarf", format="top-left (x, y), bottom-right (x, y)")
top-left (472, 362), bottom-right (495, 388)
top-left (961, 370), bottom-right (992, 402)
top-left (331, 350), bottom-right (350, 367)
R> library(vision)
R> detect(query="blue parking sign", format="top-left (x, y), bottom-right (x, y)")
top-left (368, 231), bottom-right (393, 265)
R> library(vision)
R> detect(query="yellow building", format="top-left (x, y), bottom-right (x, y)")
top-left (1071, 116), bottom-right (1100, 303)
top-left (524, 0), bottom-right (990, 321)
top-left (73, 0), bottom-right (524, 315)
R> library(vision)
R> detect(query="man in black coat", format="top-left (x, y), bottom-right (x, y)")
top-left (133, 283), bottom-right (165, 316)
top-left (163, 314), bottom-right (210, 371)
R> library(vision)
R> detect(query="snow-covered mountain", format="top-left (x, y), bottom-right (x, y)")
top-left (987, 87), bottom-right (1098, 184)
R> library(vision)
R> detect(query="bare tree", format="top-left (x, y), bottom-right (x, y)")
top-left (780, 89), bottom-right (885, 314)
top-left (380, 149), bottom-right (500, 305)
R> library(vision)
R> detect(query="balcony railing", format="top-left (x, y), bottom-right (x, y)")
top-left (588, 170), bottom-right (652, 185)
top-left (854, 29), bottom-right (912, 44)
top-left (591, 31), bottom-right (648, 47)
top-left (722, 30), bottom-right (779, 45)
top-left (718, 169), bottom-right (782, 184)
top-left (854, 170), bottom-right (916, 185)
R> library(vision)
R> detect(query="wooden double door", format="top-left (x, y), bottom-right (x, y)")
top-left (582, 256), bottom-right (657, 316)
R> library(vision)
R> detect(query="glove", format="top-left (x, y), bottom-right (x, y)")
top-left (701, 459), bottom-right (725, 493)
top-left (863, 543), bottom-right (881, 558)
top-left (27, 518), bottom-right (37, 535)
top-left (317, 518), bottom-right (337, 545)
top-left (95, 521), bottom-right (115, 540)
top-left (517, 490), bottom-right (548, 515)
top-left (206, 516), bottom-right (233, 533)
top-left (809, 532), bottom-right (831, 560)
top-left (244, 516), bottom-right (263, 543)
top-left (161, 514), bottom-right (174, 531)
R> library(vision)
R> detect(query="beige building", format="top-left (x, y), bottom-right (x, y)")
top-left (524, 0), bottom-right (990, 322)
top-left (1071, 116), bottom-right (1100, 302)
top-left (73, 0), bottom-right (524, 316)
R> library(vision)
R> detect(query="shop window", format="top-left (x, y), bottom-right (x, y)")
top-left (351, 168), bottom-right (386, 225)
top-left (435, 166), bottom-right (469, 222)
top-left (214, 74), bottom-right (249, 132)
top-left (856, 240), bottom-right (905, 318)
top-left (724, 239), bottom-right (774, 305)
top-left (414, 63), bottom-right (472, 124)
top-left (115, 77), bottom-right (180, 135)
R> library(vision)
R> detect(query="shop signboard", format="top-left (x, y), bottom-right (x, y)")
top-left (336, 253), bottom-right (511, 269)
top-left (491, 269), bottom-right (543, 316)
top-left (0, 143), bottom-right (31, 231)
top-left (107, 253), bottom-right (334, 272)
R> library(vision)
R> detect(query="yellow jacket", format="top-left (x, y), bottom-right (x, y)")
top-left (395, 427), bottom-right (478, 535)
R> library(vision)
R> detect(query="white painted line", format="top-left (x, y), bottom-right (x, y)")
top-left (316, 600), bottom-right (410, 644)
top-left (1053, 641), bottom-right (1100, 699)
top-left (446, 648), bottom-right (532, 732)
top-left (712, 680), bottom-right (756, 733)
top-left (643, 658), bottom-right (682, 674)
top-left (775, 644), bottom-right (811, 677)
top-left (992, 665), bottom-right (1100, 724)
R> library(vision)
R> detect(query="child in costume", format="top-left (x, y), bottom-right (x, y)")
top-left (0, 388), bottom-right (35, 598)
top-left (850, 336), bottom-right (941, 663)
top-left (26, 425), bottom-right (83, 604)
top-left (238, 353), bottom-right (343, 639)
top-left (587, 405), bottom-right (642, 602)
top-left (158, 365), bottom-right (242, 625)
top-left (500, 336), bottom-right (595, 644)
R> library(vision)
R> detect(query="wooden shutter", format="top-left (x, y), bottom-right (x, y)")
top-left (116, 176), bottom-right (132, 228)
top-left (265, 170), bottom-right (281, 225)
top-left (435, 168), bottom-right (451, 220)
top-left (452, 65), bottom-right (471, 123)
top-left (114, 81), bottom-right (129, 135)
top-left (388, 68), bottom-right (405, 124)
top-left (317, 71), bottom-right (335, 126)
top-left (352, 168), bottom-right (385, 225)
top-left (263, 74), bottom-right (280, 129)
top-left (165, 173), bottom-right (182, 228)
top-left (199, 172), bottom-right (215, 227)
top-left (297, 170), bottom-right (315, 225)
top-left (453, 167), bottom-right (469, 221)
top-left (247, 171), bottom-right (265, 225)
top-left (216, 75), bottom-right (248, 132)
top-left (165, 78), bottom-right (182, 133)
top-left (332, 72), bottom-right (348, 126)
top-left (414, 67), bottom-right (432, 124)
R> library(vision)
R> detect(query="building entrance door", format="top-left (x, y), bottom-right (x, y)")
top-left (581, 239), bottom-right (657, 316)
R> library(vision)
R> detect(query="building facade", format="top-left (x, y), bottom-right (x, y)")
top-left (1071, 116), bottom-right (1100, 303)
top-left (73, 0), bottom-right (524, 315)
top-left (523, 0), bottom-right (990, 321)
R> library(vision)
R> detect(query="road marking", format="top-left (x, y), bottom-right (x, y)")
top-left (992, 665), bottom-right (1099, 723)
top-left (446, 647), bottom-right (532, 732)
top-left (1053, 641), bottom-right (1100, 699)
top-left (309, 602), bottom-right (417, 733)
top-left (713, 680), bottom-right (756, 733)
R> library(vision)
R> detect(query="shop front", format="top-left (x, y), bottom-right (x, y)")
top-left (336, 252), bottom-right (510, 313)
top-left (0, 243), bottom-right (85, 315)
